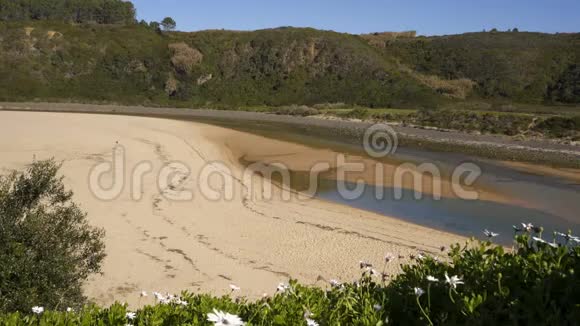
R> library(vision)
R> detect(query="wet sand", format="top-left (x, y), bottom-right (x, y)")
top-left (0, 111), bottom-right (464, 306)
top-left (498, 161), bottom-right (580, 184)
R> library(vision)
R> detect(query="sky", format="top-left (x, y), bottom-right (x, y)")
top-left (131, 0), bottom-right (580, 36)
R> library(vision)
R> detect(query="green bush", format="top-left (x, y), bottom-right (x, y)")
top-left (534, 116), bottom-right (580, 138)
top-left (386, 232), bottom-right (580, 325)
top-left (402, 109), bottom-right (535, 136)
top-left (0, 160), bottom-right (106, 313)
top-left (1, 227), bottom-right (578, 325)
top-left (272, 105), bottom-right (320, 117)
top-left (341, 107), bottom-right (369, 120)
top-left (0, 0), bottom-right (136, 24)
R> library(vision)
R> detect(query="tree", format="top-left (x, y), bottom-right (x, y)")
top-left (0, 0), bottom-right (136, 24)
top-left (0, 160), bottom-right (106, 312)
top-left (149, 21), bottom-right (161, 32)
top-left (161, 17), bottom-right (176, 31)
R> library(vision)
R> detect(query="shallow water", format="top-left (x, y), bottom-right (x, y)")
top-left (317, 181), bottom-right (577, 245)
top-left (181, 116), bottom-right (580, 245)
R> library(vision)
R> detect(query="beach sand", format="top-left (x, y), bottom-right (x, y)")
top-left (0, 111), bottom-right (465, 306)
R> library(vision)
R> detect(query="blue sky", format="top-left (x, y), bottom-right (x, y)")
top-left (131, 0), bottom-right (580, 35)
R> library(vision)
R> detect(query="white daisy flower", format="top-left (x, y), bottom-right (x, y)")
top-left (229, 284), bottom-right (241, 292)
top-left (483, 229), bottom-right (499, 238)
top-left (329, 279), bottom-right (342, 287)
top-left (373, 304), bottom-right (383, 311)
top-left (207, 309), bottom-right (245, 326)
top-left (306, 318), bottom-right (319, 326)
top-left (66, 307), bottom-right (74, 313)
top-left (32, 306), bottom-right (44, 314)
top-left (556, 232), bottom-right (579, 243)
top-left (522, 223), bottom-right (534, 233)
top-left (414, 287), bottom-right (425, 297)
top-left (532, 237), bottom-right (558, 248)
top-left (126, 312), bottom-right (136, 320)
top-left (445, 273), bottom-right (464, 289)
top-left (384, 253), bottom-right (395, 263)
top-left (426, 275), bottom-right (439, 282)
top-left (140, 291), bottom-right (148, 297)
top-left (276, 283), bottom-right (290, 293)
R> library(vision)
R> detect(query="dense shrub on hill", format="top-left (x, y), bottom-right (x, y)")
top-left (0, 0), bottom-right (135, 24)
top-left (0, 20), bottom-right (578, 109)
top-left (373, 32), bottom-right (580, 104)
top-left (547, 64), bottom-right (580, 104)
top-left (0, 22), bottom-right (170, 104)
top-left (0, 23), bottom-right (442, 108)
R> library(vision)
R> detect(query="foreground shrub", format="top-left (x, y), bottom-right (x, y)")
top-left (386, 232), bottom-right (580, 325)
top-left (2, 226), bottom-right (579, 325)
top-left (0, 160), bottom-right (106, 313)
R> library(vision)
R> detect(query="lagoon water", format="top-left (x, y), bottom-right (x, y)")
top-left (177, 116), bottom-right (580, 245)
top-left (316, 180), bottom-right (577, 245)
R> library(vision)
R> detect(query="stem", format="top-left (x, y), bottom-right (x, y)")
top-left (382, 261), bottom-right (387, 285)
top-left (416, 296), bottom-right (434, 326)
top-left (448, 287), bottom-right (456, 304)
top-left (427, 284), bottom-right (432, 310)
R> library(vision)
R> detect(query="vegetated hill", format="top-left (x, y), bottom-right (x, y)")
top-left (170, 27), bottom-right (442, 107)
top-left (0, 22), bottom-right (442, 108)
top-left (0, 0), bottom-right (136, 24)
top-left (365, 31), bottom-right (580, 104)
top-left (0, 22), bottom-right (169, 104)
top-left (0, 20), bottom-right (579, 109)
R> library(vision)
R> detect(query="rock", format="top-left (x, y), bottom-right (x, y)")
top-left (165, 75), bottom-right (179, 96)
top-left (197, 74), bottom-right (213, 85)
top-left (24, 27), bottom-right (34, 37)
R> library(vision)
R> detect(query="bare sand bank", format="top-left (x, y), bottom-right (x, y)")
top-left (0, 111), bottom-right (469, 306)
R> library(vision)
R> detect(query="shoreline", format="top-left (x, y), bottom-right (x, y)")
top-left (1, 101), bottom-right (580, 168)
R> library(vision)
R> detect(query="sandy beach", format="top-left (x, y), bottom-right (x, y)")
top-left (0, 110), bottom-right (470, 306)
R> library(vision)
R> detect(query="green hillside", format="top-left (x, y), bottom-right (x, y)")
top-left (367, 31), bottom-right (580, 104)
top-left (0, 21), bottom-right (443, 108)
top-left (0, 9), bottom-right (579, 110)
